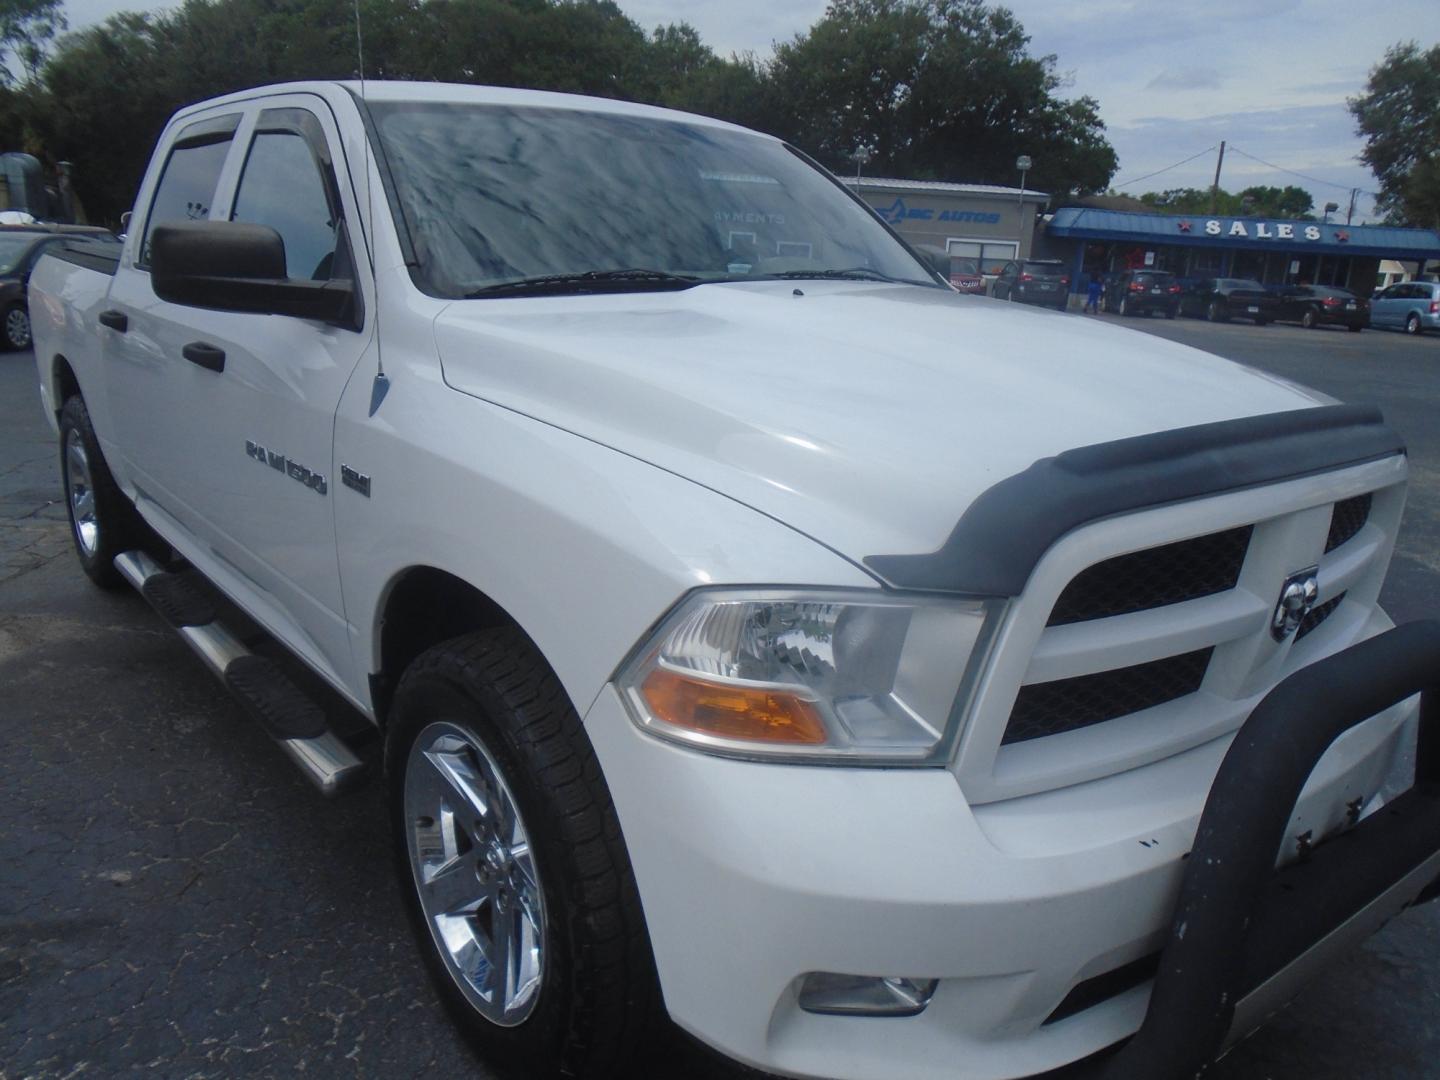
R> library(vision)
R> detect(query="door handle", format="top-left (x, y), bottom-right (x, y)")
top-left (98, 309), bottom-right (128, 332)
top-left (182, 342), bottom-right (226, 373)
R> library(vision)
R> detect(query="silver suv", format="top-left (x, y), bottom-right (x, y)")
top-left (1372, 280), bottom-right (1440, 335)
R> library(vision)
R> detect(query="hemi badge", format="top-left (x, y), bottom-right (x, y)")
top-left (341, 464), bottom-right (371, 497)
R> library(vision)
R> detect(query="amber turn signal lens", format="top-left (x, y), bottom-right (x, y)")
top-left (640, 668), bottom-right (827, 745)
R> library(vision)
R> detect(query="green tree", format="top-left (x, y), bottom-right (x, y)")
top-left (0, 0), bottom-right (65, 83)
top-left (1137, 184), bottom-right (1314, 219)
top-left (765, 0), bottom-right (1117, 195)
top-left (1235, 184), bottom-right (1313, 218)
top-left (1350, 41), bottom-right (1440, 229)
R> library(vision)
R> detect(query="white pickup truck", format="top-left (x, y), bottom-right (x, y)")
top-left (29, 81), bottom-right (1440, 1080)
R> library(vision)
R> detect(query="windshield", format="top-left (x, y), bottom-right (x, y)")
top-left (370, 102), bottom-right (938, 298)
top-left (0, 235), bottom-right (40, 275)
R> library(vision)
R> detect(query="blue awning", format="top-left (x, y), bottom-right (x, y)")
top-left (1046, 207), bottom-right (1440, 261)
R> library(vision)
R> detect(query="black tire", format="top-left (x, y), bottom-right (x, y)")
top-left (1119, 296), bottom-right (1130, 316)
top-left (1255, 318), bottom-right (1268, 327)
top-left (1164, 305), bottom-right (1176, 320)
top-left (58, 395), bottom-right (147, 589)
top-left (1406, 313), bottom-right (1422, 336)
top-left (2, 303), bottom-right (30, 350)
top-left (1301, 308), bottom-right (1318, 329)
top-left (387, 628), bottom-right (660, 1080)
top-left (1207, 300), bottom-right (1224, 323)
top-left (1348, 324), bottom-right (1363, 333)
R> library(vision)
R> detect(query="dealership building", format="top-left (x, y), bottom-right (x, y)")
top-left (841, 176), bottom-right (1049, 270)
top-left (1035, 207), bottom-right (1440, 297)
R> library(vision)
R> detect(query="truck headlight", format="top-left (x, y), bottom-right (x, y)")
top-left (616, 589), bottom-right (999, 763)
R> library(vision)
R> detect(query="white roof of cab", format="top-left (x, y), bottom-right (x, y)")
top-left (171, 79), bottom-right (768, 138)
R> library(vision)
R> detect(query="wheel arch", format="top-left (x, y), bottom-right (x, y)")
top-left (51, 353), bottom-right (80, 414)
top-left (370, 565), bottom-right (537, 726)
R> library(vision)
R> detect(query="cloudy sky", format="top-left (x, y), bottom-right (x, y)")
top-left (57, 0), bottom-right (1439, 221)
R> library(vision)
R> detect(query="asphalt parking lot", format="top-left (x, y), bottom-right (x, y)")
top-left (2, 315), bottom-right (1439, 1080)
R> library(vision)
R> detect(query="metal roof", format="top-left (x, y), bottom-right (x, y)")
top-left (1046, 207), bottom-right (1440, 260)
top-left (842, 176), bottom-right (1050, 201)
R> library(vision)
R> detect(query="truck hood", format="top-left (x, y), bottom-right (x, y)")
top-left (434, 281), bottom-right (1328, 575)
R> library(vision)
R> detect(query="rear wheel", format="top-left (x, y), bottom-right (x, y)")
top-left (58, 395), bottom-right (147, 589)
top-left (1207, 300), bottom-right (1225, 323)
top-left (388, 628), bottom-right (659, 1080)
top-left (1406, 313), bottom-right (1422, 336)
top-left (1119, 296), bottom-right (1130, 316)
top-left (2, 303), bottom-right (30, 350)
top-left (1301, 308), bottom-right (1319, 329)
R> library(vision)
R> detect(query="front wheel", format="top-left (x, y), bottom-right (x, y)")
top-left (3, 303), bottom-right (30, 350)
top-left (1406, 313), bottom-right (1422, 336)
top-left (388, 628), bottom-right (659, 1080)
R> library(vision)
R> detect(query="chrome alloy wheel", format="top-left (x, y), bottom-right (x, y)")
top-left (6, 306), bottom-right (30, 348)
top-left (404, 721), bottom-right (546, 1026)
top-left (65, 428), bottom-right (100, 557)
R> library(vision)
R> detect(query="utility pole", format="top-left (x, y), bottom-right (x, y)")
top-left (1209, 141), bottom-right (1226, 215)
top-left (1346, 187), bottom-right (1359, 225)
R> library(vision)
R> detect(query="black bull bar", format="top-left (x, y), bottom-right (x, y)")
top-left (1085, 620), bottom-right (1440, 1079)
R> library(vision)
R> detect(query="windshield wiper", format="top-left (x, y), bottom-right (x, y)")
top-left (763, 267), bottom-right (917, 284)
top-left (464, 268), bottom-right (701, 298)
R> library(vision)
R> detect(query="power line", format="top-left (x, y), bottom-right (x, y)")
top-left (1112, 146), bottom-right (1219, 189)
top-left (1227, 146), bottom-right (1379, 198)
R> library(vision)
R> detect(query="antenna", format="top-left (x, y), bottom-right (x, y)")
top-left (353, 0), bottom-right (389, 414)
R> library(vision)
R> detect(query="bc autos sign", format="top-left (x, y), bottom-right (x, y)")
top-left (873, 198), bottom-right (1002, 226)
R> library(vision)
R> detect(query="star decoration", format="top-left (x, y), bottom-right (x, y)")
top-left (1335, 230), bottom-right (1350, 242)
top-left (1177, 220), bottom-right (1193, 232)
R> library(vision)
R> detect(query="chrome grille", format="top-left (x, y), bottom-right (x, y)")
top-left (1046, 526), bottom-right (1252, 627)
top-left (981, 468), bottom-right (1402, 774)
top-left (1325, 493), bottom-right (1372, 552)
top-left (1004, 648), bottom-right (1213, 744)
top-left (1296, 592), bottom-right (1346, 641)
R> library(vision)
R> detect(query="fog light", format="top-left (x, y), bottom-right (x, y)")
top-left (797, 972), bottom-right (938, 1016)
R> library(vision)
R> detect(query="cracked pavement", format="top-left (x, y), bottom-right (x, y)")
top-left (3, 325), bottom-right (1440, 1080)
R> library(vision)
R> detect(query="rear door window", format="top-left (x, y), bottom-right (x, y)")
top-left (140, 113), bottom-right (241, 267)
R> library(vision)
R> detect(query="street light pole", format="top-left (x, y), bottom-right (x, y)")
top-left (1015, 154), bottom-right (1032, 256)
top-left (854, 146), bottom-right (871, 183)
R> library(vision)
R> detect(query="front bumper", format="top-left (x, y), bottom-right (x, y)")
top-left (585, 621), bottom-right (1439, 1080)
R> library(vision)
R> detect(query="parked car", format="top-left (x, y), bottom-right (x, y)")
top-left (29, 80), bottom-right (1440, 1080)
top-left (1370, 280), bottom-right (1440, 336)
top-left (991, 258), bottom-right (1070, 309)
top-left (1179, 277), bottom-right (1276, 325)
top-left (1269, 284), bottom-right (1369, 332)
top-left (1105, 269), bottom-right (1181, 317)
top-left (0, 225), bottom-right (116, 349)
top-left (949, 256), bottom-right (985, 295)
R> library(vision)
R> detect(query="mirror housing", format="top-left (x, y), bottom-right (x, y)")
top-left (150, 221), bottom-right (356, 326)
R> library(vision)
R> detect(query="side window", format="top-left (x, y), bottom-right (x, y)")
top-left (231, 112), bottom-right (340, 281)
top-left (141, 113), bottom-right (241, 267)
